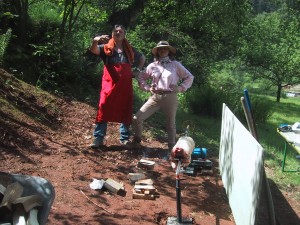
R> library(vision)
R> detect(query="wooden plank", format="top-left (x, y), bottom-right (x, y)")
top-left (135, 179), bottom-right (153, 185)
top-left (127, 173), bottom-right (146, 183)
top-left (103, 178), bottom-right (124, 194)
top-left (134, 185), bottom-right (155, 190)
top-left (132, 192), bottom-right (156, 200)
top-left (132, 189), bottom-right (159, 200)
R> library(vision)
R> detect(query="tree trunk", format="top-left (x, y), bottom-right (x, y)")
top-left (19, 0), bottom-right (29, 45)
top-left (59, 0), bottom-right (86, 45)
top-left (276, 84), bottom-right (282, 102)
top-left (5, 0), bottom-right (29, 46)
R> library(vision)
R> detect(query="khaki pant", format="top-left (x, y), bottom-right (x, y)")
top-left (133, 93), bottom-right (178, 147)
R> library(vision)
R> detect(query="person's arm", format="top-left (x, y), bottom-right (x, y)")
top-left (132, 50), bottom-right (146, 77)
top-left (90, 35), bottom-right (110, 55)
top-left (137, 54), bottom-right (146, 70)
top-left (173, 61), bottom-right (194, 92)
top-left (137, 64), bottom-right (153, 92)
top-left (132, 48), bottom-right (146, 70)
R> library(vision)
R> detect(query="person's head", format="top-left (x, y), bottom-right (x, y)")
top-left (152, 41), bottom-right (176, 58)
top-left (112, 24), bottom-right (126, 42)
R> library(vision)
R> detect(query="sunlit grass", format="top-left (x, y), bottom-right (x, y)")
top-left (259, 96), bottom-right (300, 193)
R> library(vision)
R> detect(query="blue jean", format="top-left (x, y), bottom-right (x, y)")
top-left (93, 122), bottom-right (130, 142)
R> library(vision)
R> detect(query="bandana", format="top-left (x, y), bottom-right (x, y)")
top-left (158, 56), bottom-right (171, 65)
top-left (104, 38), bottom-right (135, 64)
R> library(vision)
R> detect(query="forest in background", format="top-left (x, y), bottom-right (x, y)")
top-left (0, 0), bottom-right (300, 119)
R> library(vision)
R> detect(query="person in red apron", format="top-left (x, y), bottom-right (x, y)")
top-left (89, 25), bottom-right (145, 148)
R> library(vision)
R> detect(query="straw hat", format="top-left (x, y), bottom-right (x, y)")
top-left (151, 41), bottom-right (176, 55)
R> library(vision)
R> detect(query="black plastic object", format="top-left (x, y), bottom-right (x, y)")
top-left (0, 171), bottom-right (55, 225)
top-left (278, 124), bottom-right (292, 132)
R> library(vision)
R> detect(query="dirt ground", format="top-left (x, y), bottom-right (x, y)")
top-left (0, 68), bottom-right (299, 225)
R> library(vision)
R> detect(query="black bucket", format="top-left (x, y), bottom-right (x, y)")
top-left (0, 171), bottom-right (55, 225)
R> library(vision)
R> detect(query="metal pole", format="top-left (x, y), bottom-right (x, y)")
top-left (176, 160), bottom-right (182, 223)
top-left (243, 89), bottom-right (276, 225)
top-left (282, 141), bottom-right (287, 172)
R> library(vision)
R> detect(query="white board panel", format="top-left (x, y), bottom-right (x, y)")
top-left (219, 103), bottom-right (264, 225)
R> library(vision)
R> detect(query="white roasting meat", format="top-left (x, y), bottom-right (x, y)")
top-left (170, 136), bottom-right (195, 169)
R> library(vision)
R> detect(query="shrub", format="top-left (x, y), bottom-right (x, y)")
top-left (0, 28), bottom-right (12, 66)
top-left (235, 94), bottom-right (274, 123)
top-left (186, 84), bottom-right (240, 119)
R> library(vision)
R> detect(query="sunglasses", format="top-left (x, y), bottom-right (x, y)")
top-left (158, 47), bottom-right (169, 51)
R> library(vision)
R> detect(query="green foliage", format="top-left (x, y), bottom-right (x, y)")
top-left (136, 0), bottom-right (251, 85)
top-left (235, 94), bottom-right (274, 123)
top-left (239, 8), bottom-right (300, 101)
top-left (1, 0), bottom-right (252, 96)
top-left (23, 0), bottom-right (109, 91)
top-left (35, 68), bottom-right (59, 90)
top-left (0, 28), bottom-right (11, 66)
top-left (258, 96), bottom-right (300, 189)
top-left (29, 1), bottom-right (61, 24)
top-left (125, 25), bottom-right (155, 64)
top-left (186, 59), bottom-right (245, 118)
top-left (266, 95), bottom-right (300, 126)
top-left (184, 58), bottom-right (274, 123)
top-left (110, 0), bottom-right (136, 10)
top-left (28, 32), bottom-right (62, 86)
top-left (185, 84), bottom-right (240, 118)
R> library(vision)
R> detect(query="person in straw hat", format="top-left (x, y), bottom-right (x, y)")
top-left (132, 40), bottom-right (194, 150)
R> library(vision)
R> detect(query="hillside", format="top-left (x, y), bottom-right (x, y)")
top-left (0, 68), bottom-right (299, 225)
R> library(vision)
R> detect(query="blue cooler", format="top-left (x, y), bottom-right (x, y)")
top-left (191, 147), bottom-right (207, 160)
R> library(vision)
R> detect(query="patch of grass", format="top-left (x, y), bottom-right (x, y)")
top-left (0, 72), bottom-right (63, 126)
top-left (176, 112), bottom-right (221, 157)
top-left (258, 96), bottom-right (300, 193)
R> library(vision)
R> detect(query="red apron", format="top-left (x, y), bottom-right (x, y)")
top-left (95, 63), bottom-right (133, 125)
